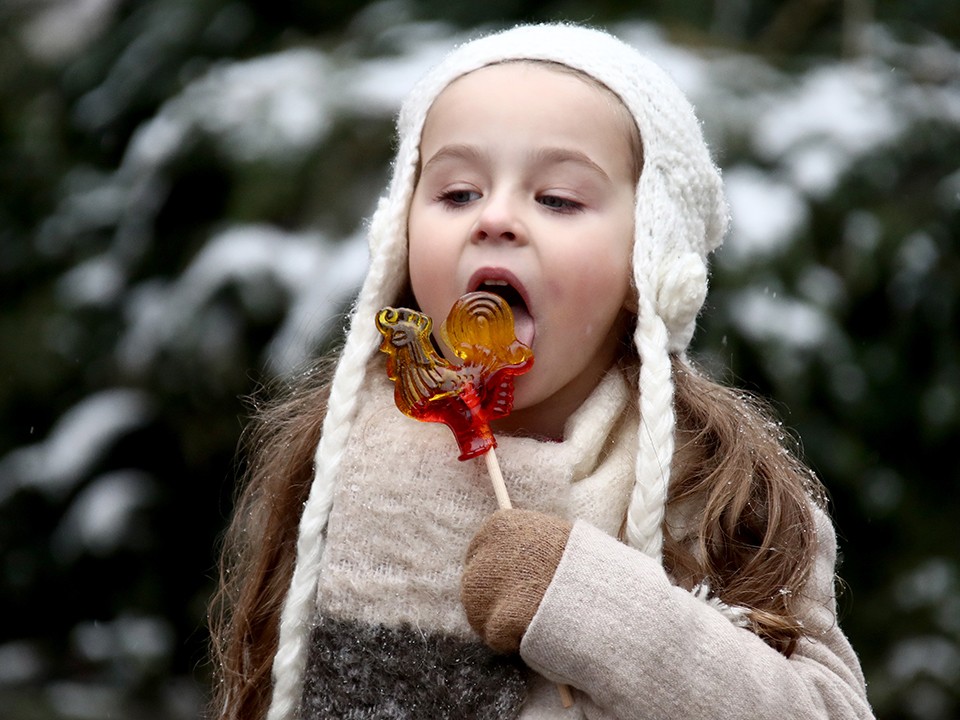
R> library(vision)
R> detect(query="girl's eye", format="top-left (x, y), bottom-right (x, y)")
top-left (439, 189), bottom-right (480, 206)
top-left (538, 194), bottom-right (583, 212)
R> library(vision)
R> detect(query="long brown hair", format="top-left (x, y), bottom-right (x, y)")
top-left (208, 352), bottom-right (827, 718)
top-left (665, 355), bottom-right (826, 656)
top-left (208, 358), bottom-right (335, 720)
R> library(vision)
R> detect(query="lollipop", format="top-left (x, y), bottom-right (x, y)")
top-left (375, 291), bottom-right (534, 509)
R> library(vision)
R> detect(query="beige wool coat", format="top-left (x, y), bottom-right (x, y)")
top-left (519, 512), bottom-right (873, 719)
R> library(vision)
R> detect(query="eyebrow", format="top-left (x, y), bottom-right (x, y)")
top-left (420, 143), bottom-right (612, 184)
top-left (420, 143), bottom-right (485, 174)
top-left (530, 147), bottom-right (612, 183)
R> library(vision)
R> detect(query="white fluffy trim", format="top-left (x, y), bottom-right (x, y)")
top-left (691, 581), bottom-right (752, 628)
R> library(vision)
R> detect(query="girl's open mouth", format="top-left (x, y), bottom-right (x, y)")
top-left (470, 275), bottom-right (535, 348)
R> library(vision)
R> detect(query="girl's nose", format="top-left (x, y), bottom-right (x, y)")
top-left (472, 194), bottom-right (523, 244)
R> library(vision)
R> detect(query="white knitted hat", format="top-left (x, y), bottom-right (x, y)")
top-left (267, 22), bottom-right (728, 720)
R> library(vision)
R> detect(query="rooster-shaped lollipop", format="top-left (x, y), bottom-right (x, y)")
top-left (375, 291), bottom-right (534, 462)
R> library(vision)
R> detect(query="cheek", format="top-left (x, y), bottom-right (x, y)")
top-left (545, 265), bottom-right (629, 348)
top-left (409, 242), bottom-right (450, 280)
top-left (407, 248), bottom-right (434, 310)
top-left (561, 242), bottom-right (631, 304)
top-left (407, 215), bottom-right (439, 287)
top-left (407, 232), bottom-right (453, 320)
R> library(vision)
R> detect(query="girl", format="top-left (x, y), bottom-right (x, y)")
top-left (210, 23), bottom-right (874, 720)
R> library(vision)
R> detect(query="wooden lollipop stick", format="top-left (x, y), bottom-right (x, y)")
top-left (481, 447), bottom-right (575, 709)
top-left (484, 447), bottom-right (512, 509)
top-left (556, 684), bottom-right (575, 708)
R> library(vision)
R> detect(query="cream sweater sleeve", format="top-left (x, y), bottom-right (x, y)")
top-left (519, 510), bottom-right (874, 720)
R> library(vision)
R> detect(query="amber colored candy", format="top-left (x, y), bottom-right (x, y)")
top-left (375, 292), bottom-right (534, 460)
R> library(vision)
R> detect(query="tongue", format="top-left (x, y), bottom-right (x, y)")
top-left (510, 304), bottom-right (535, 348)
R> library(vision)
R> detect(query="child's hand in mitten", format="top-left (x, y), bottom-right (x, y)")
top-left (461, 508), bottom-right (572, 653)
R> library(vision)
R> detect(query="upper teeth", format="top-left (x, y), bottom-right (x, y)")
top-left (483, 280), bottom-right (508, 286)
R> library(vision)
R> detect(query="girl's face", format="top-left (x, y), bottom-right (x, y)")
top-left (408, 62), bottom-right (638, 439)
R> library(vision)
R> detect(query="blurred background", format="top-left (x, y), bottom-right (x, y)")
top-left (0, 0), bottom-right (957, 718)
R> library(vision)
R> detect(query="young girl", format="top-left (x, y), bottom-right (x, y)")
top-left (210, 23), bottom-right (874, 720)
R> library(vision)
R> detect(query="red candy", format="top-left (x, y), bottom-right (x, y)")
top-left (376, 292), bottom-right (534, 460)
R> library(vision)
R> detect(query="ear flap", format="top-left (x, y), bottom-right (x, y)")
top-left (365, 196), bottom-right (393, 256)
top-left (633, 153), bottom-right (723, 353)
top-left (658, 251), bottom-right (708, 353)
top-left (363, 128), bottom-right (420, 307)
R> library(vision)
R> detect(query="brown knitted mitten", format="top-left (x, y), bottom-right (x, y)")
top-left (461, 508), bottom-right (573, 653)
